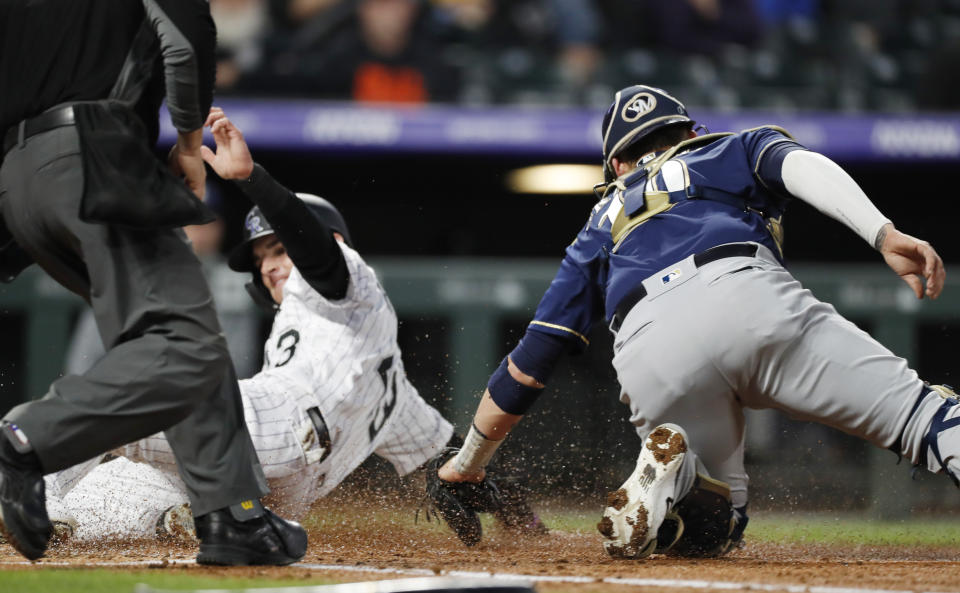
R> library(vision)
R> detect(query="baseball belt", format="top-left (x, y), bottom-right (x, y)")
top-left (306, 406), bottom-right (333, 463)
top-left (2, 105), bottom-right (77, 156)
top-left (610, 242), bottom-right (759, 333)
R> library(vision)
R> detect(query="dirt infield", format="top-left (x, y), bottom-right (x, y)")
top-left (2, 495), bottom-right (959, 592)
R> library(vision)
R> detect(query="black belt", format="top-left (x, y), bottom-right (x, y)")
top-left (306, 406), bottom-right (333, 463)
top-left (2, 106), bottom-right (76, 155)
top-left (610, 243), bottom-right (759, 333)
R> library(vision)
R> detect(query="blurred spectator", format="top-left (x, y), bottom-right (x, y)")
top-left (642, 0), bottom-right (763, 55)
top-left (551, 0), bottom-right (603, 87)
top-left (820, 0), bottom-right (894, 53)
top-left (350, 0), bottom-right (439, 102)
top-left (286, 0), bottom-right (343, 23)
top-left (593, 0), bottom-right (653, 52)
top-left (429, 0), bottom-right (604, 102)
top-left (430, 0), bottom-right (493, 32)
top-left (754, 0), bottom-right (817, 25)
top-left (199, 0), bottom-right (958, 111)
top-left (265, 0), bottom-right (352, 49)
top-left (251, 0), bottom-right (460, 102)
top-left (916, 39), bottom-right (960, 110)
top-left (210, 0), bottom-right (271, 91)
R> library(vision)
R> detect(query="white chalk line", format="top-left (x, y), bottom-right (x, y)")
top-left (0, 559), bottom-right (957, 593)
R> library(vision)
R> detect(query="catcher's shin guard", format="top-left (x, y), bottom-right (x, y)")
top-left (660, 474), bottom-right (744, 557)
top-left (916, 384), bottom-right (960, 487)
top-left (598, 424), bottom-right (693, 559)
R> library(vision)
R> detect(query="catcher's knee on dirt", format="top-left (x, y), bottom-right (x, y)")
top-left (657, 473), bottom-right (746, 558)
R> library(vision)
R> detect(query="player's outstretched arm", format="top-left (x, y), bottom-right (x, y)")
top-left (427, 362), bottom-right (537, 546)
top-left (779, 150), bottom-right (945, 298)
top-left (876, 223), bottom-right (945, 299)
top-left (781, 150), bottom-right (891, 248)
top-left (438, 360), bottom-right (534, 483)
top-left (200, 108), bottom-right (255, 180)
top-left (202, 107), bottom-right (350, 299)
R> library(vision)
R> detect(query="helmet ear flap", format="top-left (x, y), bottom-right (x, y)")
top-left (245, 279), bottom-right (279, 313)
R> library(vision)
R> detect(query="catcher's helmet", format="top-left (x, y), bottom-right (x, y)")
top-left (601, 85), bottom-right (695, 182)
top-left (228, 193), bottom-right (352, 273)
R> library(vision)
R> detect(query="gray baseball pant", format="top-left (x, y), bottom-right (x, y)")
top-left (0, 124), bottom-right (268, 516)
top-left (611, 243), bottom-right (947, 509)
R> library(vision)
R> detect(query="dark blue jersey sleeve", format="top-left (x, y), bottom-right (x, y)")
top-left (527, 200), bottom-right (614, 352)
top-left (740, 126), bottom-right (808, 199)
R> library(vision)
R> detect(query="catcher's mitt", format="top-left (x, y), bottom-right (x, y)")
top-left (424, 447), bottom-right (503, 546)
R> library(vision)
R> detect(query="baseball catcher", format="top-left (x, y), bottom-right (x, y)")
top-left (432, 84), bottom-right (955, 559)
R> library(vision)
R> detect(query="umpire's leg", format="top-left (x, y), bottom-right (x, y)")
top-left (0, 124), bottom-right (268, 514)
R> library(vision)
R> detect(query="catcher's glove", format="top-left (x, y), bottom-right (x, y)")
top-left (424, 447), bottom-right (503, 546)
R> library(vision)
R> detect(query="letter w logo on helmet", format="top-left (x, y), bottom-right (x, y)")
top-left (622, 93), bottom-right (657, 122)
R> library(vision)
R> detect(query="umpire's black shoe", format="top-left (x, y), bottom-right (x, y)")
top-left (0, 425), bottom-right (52, 561)
top-left (194, 507), bottom-right (307, 566)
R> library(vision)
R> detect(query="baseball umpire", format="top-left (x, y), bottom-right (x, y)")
top-left (38, 108), bottom-right (543, 544)
top-left (427, 84), bottom-right (955, 558)
top-left (0, 1), bottom-right (305, 564)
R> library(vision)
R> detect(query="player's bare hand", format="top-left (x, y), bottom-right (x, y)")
top-left (878, 223), bottom-right (945, 299)
top-left (203, 106), bottom-right (226, 128)
top-left (168, 129), bottom-right (206, 199)
top-left (201, 109), bottom-right (254, 180)
top-left (438, 457), bottom-right (485, 484)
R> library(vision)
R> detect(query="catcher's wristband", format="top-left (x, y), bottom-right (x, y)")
top-left (453, 424), bottom-right (502, 476)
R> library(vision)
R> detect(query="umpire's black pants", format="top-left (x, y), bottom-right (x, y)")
top-left (0, 123), bottom-right (269, 516)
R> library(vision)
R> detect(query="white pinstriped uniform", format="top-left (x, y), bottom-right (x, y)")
top-left (46, 244), bottom-right (453, 538)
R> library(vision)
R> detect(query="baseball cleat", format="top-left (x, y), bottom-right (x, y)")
top-left (598, 423), bottom-right (688, 559)
top-left (50, 518), bottom-right (75, 545)
top-left (156, 503), bottom-right (197, 541)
